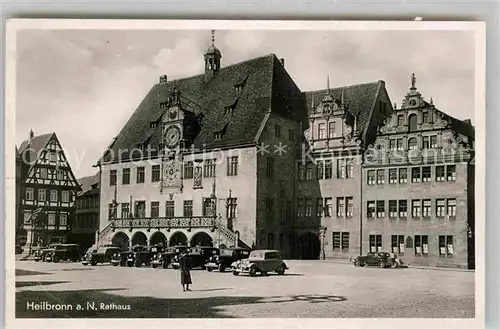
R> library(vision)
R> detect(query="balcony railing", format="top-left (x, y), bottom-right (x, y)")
top-left (110, 216), bottom-right (217, 230)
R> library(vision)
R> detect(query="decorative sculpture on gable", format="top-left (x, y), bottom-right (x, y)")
top-left (193, 165), bottom-right (203, 189)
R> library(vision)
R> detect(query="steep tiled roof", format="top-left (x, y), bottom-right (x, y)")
top-left (77, 173), bottom-right (100, 196)
top-left (18, 133), bottom-right (54, 166)
top-left (101, 54), bottom-right (304, 163)
top-left (303, 81), bottom-right (383, 140)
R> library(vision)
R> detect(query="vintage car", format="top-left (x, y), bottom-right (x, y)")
top-left (81, 248), bottom-right (98, 265)
top-left (151, 245), bottom-right (189, 269)
top-left (33, 247), bottom-right (49, 261)
top-left (354, 251), bottom-right (396, 268)
top-left (232, 249), bottom-right (288, 277)
top-left (84, 246), bottom-right (121, 266)
top-left (171, 246), bottom-right (220, 270)
top-left (205, 247), bottom-right (251, 272)
top-left (45, 244), bottom-right (80, 263)
top-left (111, 245), bottom-right (151, 267)
top-left (387, 253), bottom-right (408, 268)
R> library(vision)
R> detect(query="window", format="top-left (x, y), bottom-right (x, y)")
top-left (316, 198), bottom-right (324, 217)
top-left (422, 199), bottom-right (431, 218)
top-left (397, 114), bottom-right (405, 126)
top-left (288, 129), bottom-right (295, 141)
top-left (56, 170), bottom-right (64, 180)
top-left (266, 157), bottom-right (274, 178)
top-left (316, 160), bottom-right (324, 180)
top-left (408, 114), bottom-right (418, 132)
top-left (337, 159), bottom-right (346, 179)
top-left (346, 197), bottom-right (353, 218)
top-left (267, 233), bottom-right (275, 249)
top-left (184, 161), bottom-right (194, 179)
top-left (336, 197), bottom-right (345, 217)
top-left (439, 235), bottom-right (454, 256)
top-left (275, 125), bottom-right (281, 137)
top-left (318, 123), bottom-right (326, 139)
top-left (389, 200), bottom-right (398, 218)
top-left (151, 201), bottom-right (160, 218)
top-left (165, 201), bottom-right (175, 217)
top-left (324, 160), bottom-right (332, 179)
top-left (305, 164), bottom-right (313, 180)
top-left (430, 135), bottom-right (438, 148)
top-left (346, 159), bottom-right (354, 178)
top-left (38, 189), bottom-right (46, 202)
top-left (135, 201), bottom-right (146, 218)
top-left (265, 198), bottom-right (274, 221)
top-left (48, 213), bottom-right (56, 226)
top-left (324, 198), bottom-right (332, 217)
top-left (152, 165), bottom-right (161, 182)
top-left (227, 198), bottom-right (237, 219)
top-left (369, 234), bottom-right (382, 252)
top-left (24, 212), bottom-right (31, 224)
top-left (59, 213), bottom-right (67, 226)
top-left (333, 232), bottom-right (349, 252)
top-left (411, 167), bottom-right (421, 183)
top-left (297, 199), bottom-right (304, 217)
top-left (298, 164), bottom-right (305, 181)
top-left (389, 139), bottom-right (396, 150)
top-left (227, 156), bottom-right (239, 176)
top-left (408, 138), bottom-right (418, 150)
top-left (376, 169), bottom-right (385, 185)
top-left (422, 111), bottom-right (429, 123)
top-left (50, 190), bottom-right (57, 202)
top-left (436, 166), bottom-right (445, 181)
top-left (391, 235), bottom-right (405, 254)
top-left (447, 165), bottom-right (457, 181)
top-left (121, 203), bottom-right (130, 218)
top-left (305, 198), bottom-right (312, 217)
top-left (415, 235), bottom-right (429, 255)
top-left (447, 199), bottom-right (457, 218)
top-left (396, 138), bottom-right (404, 151)
top-left (422, 166), bottom-right (431, 182)
top-left (203, 159), bottom-right (216, 178)
top-left (136, 167), bottom-right (145, 183)
top-left (367, 201), bottom-right (376, 218)
top-left (328, 122), bottom-right (336, 138)
top-left (411, 200), bottom-right (421, 218)
top-left (388, 169), bottom-right (397, 184)
top-left (422, 136), bottom-right (430, 149)
top-left (436, 199), bottom-right (445, 217)
top-left (183, 200), bottom-right (193, 217)
top-left (40, 168), bottom-right (48, 179)
top-left (406, 236), bottom-right (413, 248)
top-left (119, 168), bottom-right (129, 185)
top-left (399, 200), bottom-right (408, 218)
top-left (376, 201), bottom-right (385, 218)
top-left (110, 170), bottom-right (117, 186)
top-left (25, 188), bottom-right (34, 200)
top-left (399, 168), bottom-right (408, 183)
top-left (62, 191), bottom-right (69, 203)
top-left (367, 170), bottom-right (376, 185)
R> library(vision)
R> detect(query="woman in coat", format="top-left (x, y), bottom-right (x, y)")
top-left (179, 250), bottom-right (192, 292)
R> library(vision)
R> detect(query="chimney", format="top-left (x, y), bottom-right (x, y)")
top-left (279, 58), bottom-right (285, 67)
top-left (29, 129), bottom-right (34, 140)
top-left (159, 75), bottom-right (168, 84)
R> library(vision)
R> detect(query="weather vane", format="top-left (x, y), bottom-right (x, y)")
top-left (211, 29), bottom-right (215, 45)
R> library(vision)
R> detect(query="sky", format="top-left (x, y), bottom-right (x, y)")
top-left (15, 29), bottom-right (475, 179)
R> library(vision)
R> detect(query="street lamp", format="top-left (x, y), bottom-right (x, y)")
top-left (320, 226), bottom-right (327, 260)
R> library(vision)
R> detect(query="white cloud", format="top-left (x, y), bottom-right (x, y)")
top-left (152, 38), bottom-right (204, 79)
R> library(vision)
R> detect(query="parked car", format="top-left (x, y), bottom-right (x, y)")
top-left (232, 249), bottom-right (288, 277)
top-left (36, 244), bottom-right (62, 262)
top-left (33, 247), bottom-right (49, 262)
top-left (151, 245), bottom-right (188, 269)
top-left (387, 253), bottom-right (408, 268)
top-left (111, 245), bottom-right (148, 267)
top-left (81, 248), bottom-right (98, 265)
top-left (84, 246), bottom-right (121, 266)
top-left (354, 252), bottom-right (395, 268)
top-left (171, 246), bottom-right (220, 270)
top-left (45, 244), bottom-right (80, 263)
top-left (206, 247), bottom-right (251, 272)
top-left (15, 245), bottom-right (24, 255)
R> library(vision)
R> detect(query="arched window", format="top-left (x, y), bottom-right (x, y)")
top-left (408, 114), bottom-right (418, 132)
top-left (408, 137), bottom-right (418, 150)
top-left (406, 236), bottom-right (413, 249)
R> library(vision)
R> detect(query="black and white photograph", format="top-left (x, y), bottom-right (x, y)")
top-left (5, 19), bottom-right (485, 327)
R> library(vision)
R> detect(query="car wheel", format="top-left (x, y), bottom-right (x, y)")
top-left (152, 264), bottom-right (158, 269)
top-left (218, 264), bottom-right (226, 273)
top-left (35, 259), bottom-right (40, 262)
top-left (53, 257), bottom-right (59, 263)
top-left (207, 267), bottom-right (213, 272)
top-left (82, 263), bottom-right (88, 266)
top-left (249, 267), bottom-right (257, 277)
top-left (232, 271), bottom-right (239, 276)
top-left (378, 261), bottom-right (386, 269)
top-left (354, 260), bottom-right (360, 267)
top-left (91, 262), bottom-right (97, 266)
top-left (135, 259), bottom-right (142, 268)
top-left (391, 262), bottom-right (398, 269)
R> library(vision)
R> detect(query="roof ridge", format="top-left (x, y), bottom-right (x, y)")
top-left (303, 80), bottom-right (381, 93)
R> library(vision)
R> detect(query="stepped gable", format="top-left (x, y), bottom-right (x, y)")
top-left (102, 54), bottom-right (304, 163)
top-left (303, 81), bottom-right (383, 141)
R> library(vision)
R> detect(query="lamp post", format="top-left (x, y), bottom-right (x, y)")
top-left (320, 226), bottom-right (327, 260)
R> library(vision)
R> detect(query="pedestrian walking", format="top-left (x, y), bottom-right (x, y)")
top-left (179, 250), bottom-right (192, 292)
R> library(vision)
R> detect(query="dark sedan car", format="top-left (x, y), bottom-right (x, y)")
top-left (45, 244), bottom-right (80, 263)
top-left (354, 251), bottom-right (395, 268)
top-left (151, 245), bottom-right (189, 269)
top-left (111, 245), bottom-right (149, 267)
top-left (205, 247), bottom-right (250, 272)
top-left (171, 246), bottom-right (219, 270)
top-left (84, 246), bottom-right (121, 266)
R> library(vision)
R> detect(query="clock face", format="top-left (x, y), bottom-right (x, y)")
top-left (164, 125), bottom-right (181, 149)
top-left (169, 107), bottom-right (178, 120)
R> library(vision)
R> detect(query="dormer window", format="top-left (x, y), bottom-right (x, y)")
top-left (150, 121), bottom-right (158, 128)
top-left (213, 132), bottom-right (222, 140)
top-left (224, 98), bottom-right (239, 115)
top-left (160, 101), bottom-right (168, 109)
top-left (234, 76), bottom-right (248, 93)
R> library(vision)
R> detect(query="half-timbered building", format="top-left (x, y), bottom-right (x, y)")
top-left (17, 130), bottom-right (80, 248)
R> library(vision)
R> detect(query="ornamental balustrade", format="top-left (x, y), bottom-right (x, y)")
top-left (110, 216), bottom-right (217, 231)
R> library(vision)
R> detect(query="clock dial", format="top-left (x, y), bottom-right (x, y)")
top-left (169, 108), bottom-right (178, 119)
top-left (164, 125), bottom-right (181, 149)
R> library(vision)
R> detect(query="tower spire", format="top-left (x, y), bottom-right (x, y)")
top-left (326, 74), bottom-right (330, 94)
top-left (211, 29), bottom-right (215, 45)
